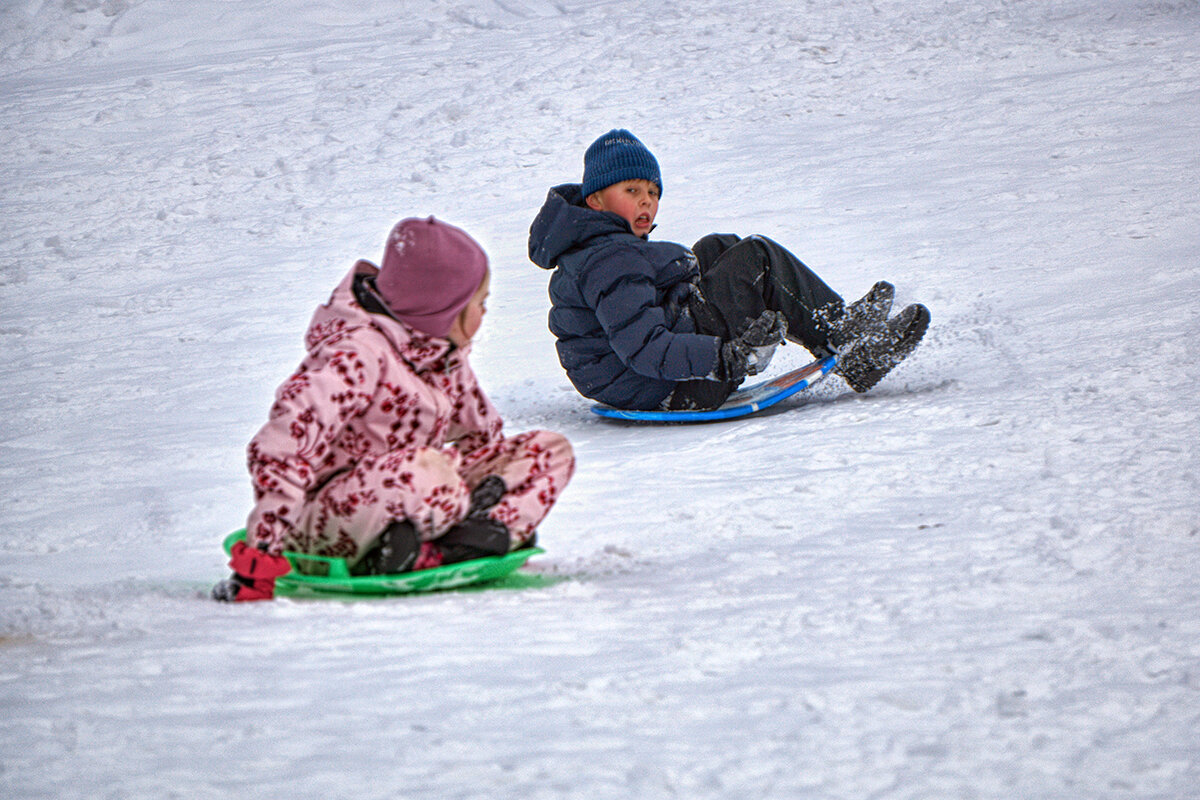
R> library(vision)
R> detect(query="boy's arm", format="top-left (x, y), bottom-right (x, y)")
top-left (584, 249), bottom-right (720, 381)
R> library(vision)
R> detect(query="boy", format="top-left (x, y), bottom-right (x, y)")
top-left (528, 128), bottom-right (929, 411)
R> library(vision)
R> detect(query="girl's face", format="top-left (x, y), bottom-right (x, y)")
top-left (448, 271), bottom-right (490, 348)
top-left (585, 179), bottom-right (659, 237)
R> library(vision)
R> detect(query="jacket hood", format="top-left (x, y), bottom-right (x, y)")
top-left (528, 183), bottom-right (635, 271)
top-left (305, 261), bottom-right (460, 373)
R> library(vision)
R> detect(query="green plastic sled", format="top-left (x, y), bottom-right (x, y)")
top-left (221, 529), bottom-right (546, 597)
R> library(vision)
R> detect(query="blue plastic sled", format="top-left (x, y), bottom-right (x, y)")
top-left (591, 355), bottom-right (837, 423)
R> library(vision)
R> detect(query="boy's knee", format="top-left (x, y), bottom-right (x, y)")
top-left (692, 233), bottom-right (742, 268)
top-left (742, 234), bottom-right (777, 254)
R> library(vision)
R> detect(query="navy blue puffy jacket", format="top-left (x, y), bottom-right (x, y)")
top-left (528, 183), bottom-right (720, 410)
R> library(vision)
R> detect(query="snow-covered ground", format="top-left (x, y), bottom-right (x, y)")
top-left (2, 0), bottom-right (1198, 797)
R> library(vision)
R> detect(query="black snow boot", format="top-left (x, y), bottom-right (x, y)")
top-left (846, 280), bottom-right (894, 328)
top-left (432, 475), bottom-right (513, 565)
top-left (834, 302), bottom-right (931, 393)
top-left (352, 519), bottom-right (422, 575)
top-left (808, 281), bottom-right (894, 356)
top-left (436, 516), bottom-right (512, 565)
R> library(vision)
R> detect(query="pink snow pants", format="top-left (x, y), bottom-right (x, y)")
top-left (290, 430), bottom-right (573, 563)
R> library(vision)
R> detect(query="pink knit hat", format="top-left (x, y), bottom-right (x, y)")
top-left (375, 216), bottom-right (488, 338)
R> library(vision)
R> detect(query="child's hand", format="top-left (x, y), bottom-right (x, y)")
top-left (739, 310), bottom-right (788, 373)
top-left (717, 310), bottom-right (788, 382)
top-left (467, 475), bottom-right (506, 518)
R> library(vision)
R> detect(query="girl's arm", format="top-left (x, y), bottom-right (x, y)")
top-left (245, 338), bottom-right (382, 554)
top-left (444, 358), bottom-right (504, 454)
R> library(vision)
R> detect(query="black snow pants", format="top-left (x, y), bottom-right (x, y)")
top-left (667, 233), bottom-right (843, 410)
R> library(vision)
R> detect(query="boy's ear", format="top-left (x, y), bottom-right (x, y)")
top-left (585, 192), bottom-right (603, 211)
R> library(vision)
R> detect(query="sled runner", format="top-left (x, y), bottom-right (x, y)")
top-left (591, 355), bottom-right (836, 423)
top-left (221, 530), bottom-right (546, 597)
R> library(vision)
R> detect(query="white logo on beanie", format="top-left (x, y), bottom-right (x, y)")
top-left (581, 129), bottom-right (662, 198)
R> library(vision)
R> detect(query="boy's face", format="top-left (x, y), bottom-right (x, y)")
top-left (585, 179), bottom-right (659, 237)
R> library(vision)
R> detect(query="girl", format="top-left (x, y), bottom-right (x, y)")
top-left (214, 217), bottom-right (575, 601)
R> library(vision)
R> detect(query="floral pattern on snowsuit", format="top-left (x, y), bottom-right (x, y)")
top-left (245, 261), bottom-right (574, 563)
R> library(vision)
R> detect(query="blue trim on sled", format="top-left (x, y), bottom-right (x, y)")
top-left (591, 355), bottom-right (837, 423)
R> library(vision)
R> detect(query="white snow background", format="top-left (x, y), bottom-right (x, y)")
top-left (2, 0), bottom-right (1199, 797)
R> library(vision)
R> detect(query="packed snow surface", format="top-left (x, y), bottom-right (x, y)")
top-left (2, 1), bottom-right (1198, 797)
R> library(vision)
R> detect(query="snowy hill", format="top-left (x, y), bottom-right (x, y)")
top-left (2, 1), bottom-right (1198, 797)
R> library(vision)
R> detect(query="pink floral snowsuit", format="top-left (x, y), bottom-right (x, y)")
top-left (245, 261), bottom-right (575, 564)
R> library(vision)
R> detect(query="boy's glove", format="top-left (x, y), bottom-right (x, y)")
top-left (211, 540), bottom-right (292, 602)
top-left (716, 310), bottom-right (788, 383)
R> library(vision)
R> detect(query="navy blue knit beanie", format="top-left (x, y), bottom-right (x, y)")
top-left (581, 129), bottom-right (662, 198)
